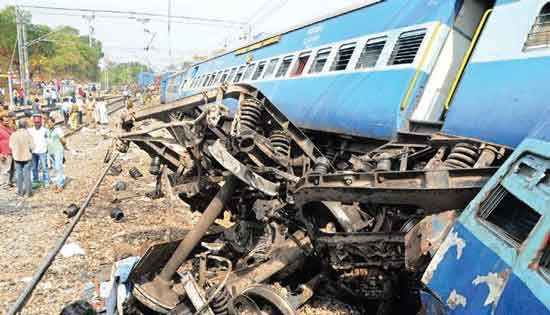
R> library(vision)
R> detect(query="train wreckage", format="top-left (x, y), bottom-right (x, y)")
top-left (112, 84), bottom-right (514, 315)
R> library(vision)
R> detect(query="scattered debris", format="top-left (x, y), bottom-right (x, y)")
top-left (60, 243), bottom-right (86, 258)
top-left (110, 207), bottom-right (125, 222)
top-left (64, 203), bottom-right (80, 218)
top-left (60, 300), bottom-right (97, 315)
top-left (113, 181), bottom-right (127, 192)
top-left (128, 167), bottom-right (143, 179)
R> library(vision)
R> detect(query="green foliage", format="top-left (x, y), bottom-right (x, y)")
top-left (101, 62), bottom-right (151, 88)
top-left (0, 6), bottom-right (104, 82)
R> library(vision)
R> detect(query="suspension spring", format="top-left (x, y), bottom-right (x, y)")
top-left (444, 143), bottom-right (479, 169)
top-left (210, 285), bottom-right (231, 315)
top-left (269, 131), bottom-right (291, 158)
top-left (239, 98), bottom-right (263, 132)
top-left (313, 156), bottom-right (331, 174)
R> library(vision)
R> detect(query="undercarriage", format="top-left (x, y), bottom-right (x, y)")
top-left (115, 84), bottom-right (512, 315)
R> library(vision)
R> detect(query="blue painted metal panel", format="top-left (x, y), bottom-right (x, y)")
top-left (251, 69), bottom-right (418, 139)
top-left (423, 136), bottom-right (550, 314)
top-left (192, 0), bottom-right (461, 74)
top-left (137, 72), bottom-right (155, 89)
top-left (442, 57), bottom-right (550, 147)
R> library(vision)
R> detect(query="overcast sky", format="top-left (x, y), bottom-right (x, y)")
top-left (0, 0), bottom-right (367, 70)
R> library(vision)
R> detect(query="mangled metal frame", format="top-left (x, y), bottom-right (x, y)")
top-left (116, 84), bottom-right (514, 315)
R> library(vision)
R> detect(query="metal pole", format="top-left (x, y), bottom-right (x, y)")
top-left (7, 72), bottom-right (13, 108)
top-left (159, 176), bottom-right (238, 281)
top-left (7, 153), bottom-right (119, 315)
top-left (16, 7), bottom-right (25, 95)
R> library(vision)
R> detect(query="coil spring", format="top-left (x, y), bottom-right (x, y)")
top-left (313, 156), bottom-right (331, 174)
top-left (210, 286), bottom-right (231, 315)
top-left (239, 99), bottom-right (263, 132)
top-left (444, 143), bottom-right (479, 169)
top-left (269, 131), bottom-right (291, 158)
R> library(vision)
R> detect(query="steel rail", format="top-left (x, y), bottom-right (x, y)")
top-left (6, 153), bottom-right (119, 315)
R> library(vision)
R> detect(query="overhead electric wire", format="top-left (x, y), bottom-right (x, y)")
top-left (24, 9), bottom-right (246, 29)
top-left (20, 5), bottom-right (246, 26)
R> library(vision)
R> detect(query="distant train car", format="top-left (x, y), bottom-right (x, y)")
top-left (164, 0), bottom-right (496, 141)
top-left (159, 71), bottom-right (181, 104)
top-left (420, 123), bottom-right (550, 315)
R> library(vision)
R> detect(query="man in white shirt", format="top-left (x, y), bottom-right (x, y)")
top-left (28, 115), bottom-right (50, 187)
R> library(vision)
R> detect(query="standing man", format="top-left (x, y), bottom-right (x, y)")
top-left (61, 97), bottom-right (71, 127)
top-left (96, 97), bottom-right (108, 125)
top-left (28, 115), bottom-right (50, 188)
top-left (46, 117), bottom-right (65, 192)
top-left (9, 120), bottom-right (34, 197)
top-left (0, 114), bottom-right (14, 188)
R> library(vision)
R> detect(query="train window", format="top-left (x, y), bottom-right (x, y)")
top-left (524, 3), bottom-right (550, 50)
top-left (357, 36), bottom-right (387, 69)
top-left (234, 66), bottom-right (246, 83)
top-left (252, 62), bottom-right (267, 80)
top-left (243, 63), bottom-right (256, 81)
top-left (291, 52), bottom-right (311, 76)
top-left (202, 75), bottom-right (210, 87)
top-left (388, 29), bottom-right (427, 65)
top-left (228, 68), bottom-right (237, 82)
top-left (221, 70), bottom-right (230, 83)
top-left (263, 58), bottom-right (279, 79)
top-left (478, 185), bottom-right (541, 246)
top-left (206, 73), bottom-right (216, 86)
top-left (331, 43), bottom-right (356, 71)
top-left (276, 56), bottom-right (294, 78)
top-left (309, 48), bottom-right (332, 74)
top-left (215, 71), bottom-right (225, 84)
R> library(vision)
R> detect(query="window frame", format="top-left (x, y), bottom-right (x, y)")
top-left (275, 55), bottom-right (294, 78)
top-left (387, 28), bottom-right (427, 66)
top-left (242, 63), bottom-right (257, 81)
top-left (263, 58), bottom-right (280, 79)
top-left (309, 47), bottom-right (333, 74)
top-left (476, 184), bottom-right (542, 248)
top-left (330, 42), bottom-right (357, 72)
top-left (524, 3), bottom-right (550, 51)
top-left (356, 36), bottom-right (388, 70)
top-left (227, 67), bottom-right (238, 83)
top-left (252, 61), bottom-right (267, 81)
top-left (234, 65), bottom-right (247, 83)
top-left (291, 51), bottom-right (312, 77)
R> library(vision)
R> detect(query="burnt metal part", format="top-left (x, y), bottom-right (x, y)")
top-left (293, 167), bottom-right (498, 212)
top-left (118, 84), bottom-right (516, 315)
top-left (207, 140), bottom-right (280, 196)
top-left (229, 285), bottom-right (296, 315)
top-left (129, 167), bottom-right (144, 179)
top-left (133, 176), bottom-right (239, 313)
top-left (110, 207), bottom-right (125, 221)
top-left (64, 204), bottom-right (79, 218)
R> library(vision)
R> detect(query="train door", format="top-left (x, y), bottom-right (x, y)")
top-left (421, 139), bottom-right (550, 314)
top-left (407, 0), bottom-right (496, 133)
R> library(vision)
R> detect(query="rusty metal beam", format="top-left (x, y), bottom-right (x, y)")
top-left (294, 167), bottom-right (498, 211)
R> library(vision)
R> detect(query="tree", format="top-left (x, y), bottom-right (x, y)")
top-left (0, 6), bottom-right (105, 84)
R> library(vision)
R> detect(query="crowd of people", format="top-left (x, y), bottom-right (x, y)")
top-left (0, 112), bottom-right (65, 197)
top-left (0, 88), bottom-right (111, 198)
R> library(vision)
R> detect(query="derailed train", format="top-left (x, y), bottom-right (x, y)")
top-left (117, 0), bottom-right (550, 314)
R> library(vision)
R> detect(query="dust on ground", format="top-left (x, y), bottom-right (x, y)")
top-left (0, 119), bottom-right (194, 314)
top-left (0, 111), bottom-right (359, 315)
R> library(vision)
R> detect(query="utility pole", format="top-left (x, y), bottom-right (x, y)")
top-left (167, 0), bottom-right (173, 65)
top-left (15, 6), bottom-right (30, 105)
top-left (83, 13), bottom-right (95, 47)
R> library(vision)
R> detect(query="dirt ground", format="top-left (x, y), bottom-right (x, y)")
top-left (0, 111), bottom-right (360, 315)
top-left (0, 114), bottom-right (196, 314)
